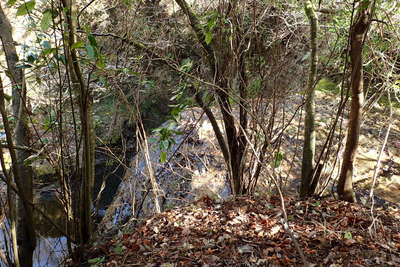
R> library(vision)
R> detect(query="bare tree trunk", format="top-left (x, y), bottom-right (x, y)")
top-left (0, 77), bottom-right (36, 267)
top-left (337, 1), bottom-right (373, 202)
top-left (300, 0), bottom-right (318, 197)
top-left (0, 4), bottom-right (36, 266)
top-left (14, 83), bottom-right (36, 267)
top-left (61, 0), bottom-right (95, 244)
top-left (174, 0), bottom-right (247, 195)
top-left (0, 76), bottom-right (19, 267)
top-left (0, 4), bottom-right (21, 117)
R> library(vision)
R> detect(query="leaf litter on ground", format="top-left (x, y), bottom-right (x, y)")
top-left (70, 195), bottom-right (400, 266)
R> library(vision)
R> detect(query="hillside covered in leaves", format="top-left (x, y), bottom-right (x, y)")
top-left (70, 196), bottom-right (400, 266)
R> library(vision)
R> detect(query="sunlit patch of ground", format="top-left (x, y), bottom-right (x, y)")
top-left (264, 90), bottom-right (400, 205)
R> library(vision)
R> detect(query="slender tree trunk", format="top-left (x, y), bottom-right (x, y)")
top-left (0, 77), bottom-right (36, 267)
top-left (0, 4), bottom-right (21, 117)
top-left (0, 4), bottom-right (36, 266)
top-left (300, 0), bottom-right (318, 197)
top-left (0, 76), bottom-right (19, 267)
top-left (337, 1), bottom-right (372, 202)
top-left (175, 0), bottom-right (247, 195)
top-left (14, 83), bottom-right (36, 267)
top-left (61, 0), bottom-right (95, 243)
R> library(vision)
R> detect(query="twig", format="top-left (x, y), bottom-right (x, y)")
top-left (0, 143), bottom-right (38, 152)
top-left (269, 173), bottom-right (308, 265)
top-left (369, 91), bottom-right (393, 236)
top-left (77, 0), bottom-right (98, 28)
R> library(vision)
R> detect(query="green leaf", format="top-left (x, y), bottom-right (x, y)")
top-left (113, 245), bottom-right (124, 254)
top-left (160, 151), bottom-right (167, 163)
top-left (207, 14), bottom-right (218, 30)
top-left (56, 54), bottom-right (66, 64)
top-left (160, 140), bottom-right (169, 151)
top-left (15, 64), bottom-right (32, 69)
top-left (40, 10), bottom-right (52, 31)
top-left (85, 44), bottom-right (96, 59)
top-left (312, 201), bottom-right (321, 207)
top-left (16, 0), bottom-right (35, 16)
top-left (42, 40), bottom-right (51, 49)
top-left (88, 256), bottom-right (105, 264)
top-left (179, 58), bottom-right (193, 72)
top-left (96, 58), bottom-right (106, 69)
top-left (273, 152), bottom-right (284, 168)
top-left (42, 48), bottom-right (56, 56)
top-left (71, 41), bottom-right (85, 49)
top-left (360, 0), bottom-right (370, 11)
top-left (344, 232), bottom-right (352, 240)
top-left (7, 0), bottom-right (17, 7)
top-left (205, 31), bottom-right (213, 45)
top-left (123, 0), bottom-right (134, 6)
top-left (148, 137), bottom-right (158, 143)
top-left (2, 93), bottom-right (12, 101)
top-left (27, 54), bottom-right (37, 63)
top-left (87, 34), bottom-right (98, 48)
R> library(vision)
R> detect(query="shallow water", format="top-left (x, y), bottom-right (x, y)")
top-left (0, 189), bottom-right (69, 267)
top-left (0, 154), bottom-right (125, 266)
top-left (33, 236), bottom-right (68, 267)
top-left (0, 220), bottom-right (68, 267)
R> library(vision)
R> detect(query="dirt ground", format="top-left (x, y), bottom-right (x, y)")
top-left (277, 90), bottom-right (400, 204)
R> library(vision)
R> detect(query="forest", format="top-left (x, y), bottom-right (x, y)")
top-left (0, 0), bottom-right (399, 266)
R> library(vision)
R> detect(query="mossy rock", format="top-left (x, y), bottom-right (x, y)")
top-left (316, 78), bottom-right (339, 94)
top-left (31, 159), bottom-right (56, 178)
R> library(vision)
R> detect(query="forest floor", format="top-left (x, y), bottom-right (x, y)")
top-left (70, 195), bottom-right (400, 266)
top-left (65, 90), bottom-right (400, 266)
top-left (275, 90), bottom-right (400, 204)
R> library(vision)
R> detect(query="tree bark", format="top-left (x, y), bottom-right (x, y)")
top-left (0, 78), bottom-right (36, 267)
top-left (14, 84), bottom-right (36, 267)
top-left (337, 1), bottom-right (372, 202)
top-left (0, 4), bottom-right (21, 117)
top-left (300, 0), bottom-right (318, 197)
top-left (62, 0), bottom-right (95, 243)
top-left (0, 76), bottom-right (20, 267)
top-left (0, 3), bottom-right (36, 266)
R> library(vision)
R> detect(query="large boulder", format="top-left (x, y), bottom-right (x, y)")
top-left (99, 108), bottom-right (230, 233)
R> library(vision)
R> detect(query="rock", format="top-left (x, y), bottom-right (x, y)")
top-left (98, 108), bottom-right (230, 233)
top-left (31, 159), bottom-right (56, 177)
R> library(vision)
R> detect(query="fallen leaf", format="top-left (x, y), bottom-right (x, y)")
top-left (238, 244), bottom-right (254, 254)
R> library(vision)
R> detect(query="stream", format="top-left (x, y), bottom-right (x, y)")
top-left (0, 98), bottom-right (171, 266)
top-left (0, 150), bottom-right (128, 267)
top-left (0, 230), bottom-right (68, 267)
top-left (0, 200), bottom-right (69, 267)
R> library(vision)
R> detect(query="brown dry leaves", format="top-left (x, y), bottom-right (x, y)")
top-left (81, 196), bottom-right (399, 266)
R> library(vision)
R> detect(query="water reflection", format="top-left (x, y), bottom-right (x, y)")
top-left (33, 236), bottom-right (68, 267)
top-left (0, 185), bottom-right (68, 267)
top-left (33, 185), bottom-right (69, 266)
top-left (0, 151), bottom-right (126, 266)
top-left (0, 226), bottom-right (67, 267)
